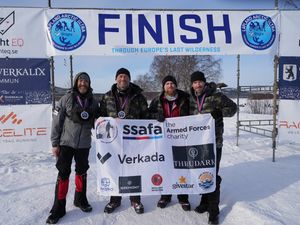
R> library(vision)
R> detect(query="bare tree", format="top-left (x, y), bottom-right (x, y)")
top-left (149, 55), bottom-right (221, 91)
top-left (133, 73), bottom-right (160, 92)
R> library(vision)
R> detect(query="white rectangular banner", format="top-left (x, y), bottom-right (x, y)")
top-left (278, 100), bottom-right (300, 143)
top-left (0, 104), bottom-right (51, 154)
top-left (95, 114), bottom-right (216, 196)
top-left (279, 11), bottom-right (300, 57)
top-left (0, 8), bottom-right (47, 58)
top-left (46, 10), bottom-right (279, 56)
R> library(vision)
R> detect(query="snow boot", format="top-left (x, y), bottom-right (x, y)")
top-left (74, 174), bottom-right (92, 212)
top-left (157, 195), bottom-right (171, 208)
top-left (46, 176), bottom-right (69, 224)
top-left (195, 194), bottom-right (209, 214)
top-left (208, 211), bottom-right (219, 225)
top-left (104, 201), bottom-right (121, 214)
top-left (131, 201), bottom-right (144, 214)
top-left (180, 202), bottom-right (191, 211)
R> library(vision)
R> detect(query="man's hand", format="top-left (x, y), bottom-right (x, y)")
top-left (52, 146), bottom-right (60, 157)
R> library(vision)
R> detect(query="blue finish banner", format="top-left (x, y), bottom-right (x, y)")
top-left (0, 58), bottom-right (51, 105)
top-left (279, 57), bottom-right (300, 100)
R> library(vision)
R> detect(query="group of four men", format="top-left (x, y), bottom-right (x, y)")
top-left (46, 68), bottom-right (237, 225)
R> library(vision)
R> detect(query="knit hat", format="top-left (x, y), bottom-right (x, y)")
top-left (115, 67), bottom-right (131, 79)
top-left (162, 75), bottom-right (177, 87)
top-left (190, 71), bottom-right (206, 83)
top-left (77, 72), bottom-right (90, 84)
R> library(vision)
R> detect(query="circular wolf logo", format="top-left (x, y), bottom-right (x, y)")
top-left (48, 13), bottom-right (87, 51)
top-left (241, 14), bottom-right (276, 50)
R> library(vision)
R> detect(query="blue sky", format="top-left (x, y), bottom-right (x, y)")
top-left (0, 0), bottom-right (289, 92)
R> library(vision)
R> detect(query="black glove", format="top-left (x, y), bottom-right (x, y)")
top-left (211, 110), bottom-right (222, 120)
top-left (157, 113), bottom-right (165, 122)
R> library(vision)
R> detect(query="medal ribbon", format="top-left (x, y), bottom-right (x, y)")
top-left (196, 93), bottom-right (206, 112)
top-left (76, 96), bottom-right (88, 110)
top-left (117, 95), bottom-right (129, 111)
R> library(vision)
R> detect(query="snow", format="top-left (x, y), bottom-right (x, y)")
top-left (1, 113), bottom-right (300, 225)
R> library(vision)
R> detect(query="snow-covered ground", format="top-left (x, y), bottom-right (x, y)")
top-left (1, 113), bottom-right (300, 225)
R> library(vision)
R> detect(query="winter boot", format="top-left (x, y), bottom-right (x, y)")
top-left (208, 210), bottom-right (219, 225)
top-left (46, 176), bottom-right (69, 224)
top-left (131, 201), bottom-right (144, 214)
top-left (74, 174), bottom-right (92, 212)
top-left (157, 195), bottom-right (171, 208)
top-left (195, 194), bottom-right (209, 214)
top-left (104, 201), bottom-right (121, 214)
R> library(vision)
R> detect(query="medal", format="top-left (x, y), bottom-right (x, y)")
top-left (76, 96), bottom-right (89, 120)
top-left (115, 94), bottom-right (129, 119)
top-left (118, 110), bottom-right (126, 119)
top-left (81, 111), bottom-right (89, 120)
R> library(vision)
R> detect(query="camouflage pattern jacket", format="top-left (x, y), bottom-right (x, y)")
top-left (190, 84), bottom-right (237, 148)
top-left (99, 83), bottom-right (148, 119)
top-left (148, 89), bottom-right (190, 119)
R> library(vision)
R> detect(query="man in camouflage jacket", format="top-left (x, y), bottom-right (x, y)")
top-left (189, 71), bottom-right (237, 225)
top-left (99, 68), bottom-right (148, 214)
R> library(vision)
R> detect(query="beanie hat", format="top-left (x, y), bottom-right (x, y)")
top-left (115, 68), bottom-right (131, 79)
top-left (162, 75), bottom-right (177, 87)
top-left (77, 72), bottom-right (90, 84)
top-left (191, 71), bottom-right (206, 83)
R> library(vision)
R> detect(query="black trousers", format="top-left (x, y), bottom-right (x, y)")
top-left (200, 147), bottom-right (222, 214)
top-left (56, 145), bottom-right (90, 180)
top-left (110, 195), bottom-right (141, 204)
top-left (159, 194), bottom-right (189, 203)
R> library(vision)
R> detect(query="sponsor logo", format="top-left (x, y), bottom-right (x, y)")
top-left (151, 174), bottom-right (163, 186)
top-left (97, 152), bottom-right (112, 164)
top-left (0, 112), bottom-right (47, 138)
top-left (283, 64), bottom-right (297, 81)
top-left (279, 121), bottom-right (300, 129)
top-left (95, 118), bottom-right (118, 143)
top-left (0, 112), bottom-right (22, 124)
top-left (119, 176), bottom-right (142, 193)
top-left (123, 123), bottom-right (163, 140)
top-left (198, 172), bottom-right (214, 189)
top-left (151, 174), bottom-right (163, 192)
top-left (100, 177), bottom-right (113, 191)
top-left (172, 144), bottom-right (215, 169)
top-left (118, 152), bottom-right (165, 164)
top-left (241, 14), bottom-right (276, 50)
top-left (0, 11), bottom-right (15, 35)
top-left (172, 176), bottom-right (194, 189)
top-left (48, 13), bottom-right (87, 51)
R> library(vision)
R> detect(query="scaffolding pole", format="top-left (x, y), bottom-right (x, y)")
top-left (236, 54), bottom-right (240, 146)
top-left (50, 56), bottom-right (55, 109)
top-left (272, 55), bottom-right (279, 162)
top-left (70, 55), bottom-right (73, 88)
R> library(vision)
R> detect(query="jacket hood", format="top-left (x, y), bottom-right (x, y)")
top-left (72, 72), bottom-right (93, 94)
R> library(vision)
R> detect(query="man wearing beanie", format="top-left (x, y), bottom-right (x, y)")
top-left (148, 75), bottom-right (191, 211)
top-left (189, 71), bottom-right (237, 225)
top-left (46, 72), bottom-right (100, 224)
top-left (99, 67), bottom-right (148, 214)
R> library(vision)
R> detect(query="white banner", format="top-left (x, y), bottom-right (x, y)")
top-left (0, 104), bottom-right (51, 154)
top-left (0, 8), bottom-right (47, 58)
top-left (95, 114), bottom-right (216, 196)
top-left (46, 10), bottom-right (279, 56)
top-left (278, 100), bottom-right (300, 143)
top-left (279, 11), bottom-right (300, 57)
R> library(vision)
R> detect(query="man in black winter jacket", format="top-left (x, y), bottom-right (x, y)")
top-left (46, 72), bottom-right (100, 224)
top-left (189, 71), bottom-right (237, 225)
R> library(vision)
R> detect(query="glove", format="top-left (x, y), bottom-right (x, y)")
top-left (157, 113), bottom-right (165, 122)
top-left (211, 110), bottom-right (222, 120)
